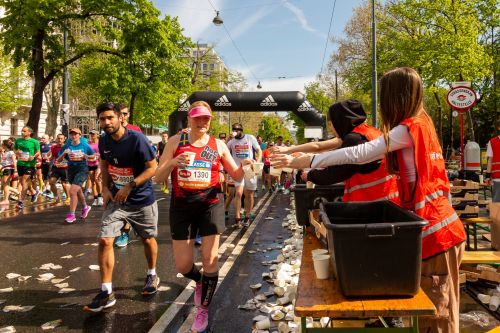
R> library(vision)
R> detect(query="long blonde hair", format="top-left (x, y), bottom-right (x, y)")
top-left (380, 67), bottom-right (437, 173)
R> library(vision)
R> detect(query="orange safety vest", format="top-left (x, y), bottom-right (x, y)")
top-left (490, 136), bottom-right (500, 179)
top-left (398, 115), bottom-right (465, 259)
top-left (343, 124), bottom-right (400, 205)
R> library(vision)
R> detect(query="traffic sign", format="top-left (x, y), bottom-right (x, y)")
top-left (446, 86), bottom-right (477, 112)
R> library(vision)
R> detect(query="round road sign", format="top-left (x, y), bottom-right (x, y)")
top-left (446, 86), bottom-right (477, 112)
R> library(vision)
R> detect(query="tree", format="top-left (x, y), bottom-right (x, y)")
top-left (0, 53), bottom-right (30, 116)
top-left (257, 115), bottom-right (293, 143)
top-left (0, 0), bottom-right (189, 135)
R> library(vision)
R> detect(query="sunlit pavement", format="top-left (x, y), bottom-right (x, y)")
top-left (0, 186), bottom-right (274, 332)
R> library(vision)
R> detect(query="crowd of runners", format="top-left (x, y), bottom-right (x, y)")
top-left (0, 100), bottom-right (296, 332)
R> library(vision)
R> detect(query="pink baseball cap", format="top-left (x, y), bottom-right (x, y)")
top-left (188, 105), bottom-right (212, 118)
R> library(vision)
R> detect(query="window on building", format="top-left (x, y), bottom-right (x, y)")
top-left (210, 64), bottom-right (215, 70)
top-left (202, 63), bottom-right (208, 71)
top-left (10, 118), bottom-right (18, 136)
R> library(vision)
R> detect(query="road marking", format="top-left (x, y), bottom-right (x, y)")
top-left (148, 191), bottom-right (275, 333)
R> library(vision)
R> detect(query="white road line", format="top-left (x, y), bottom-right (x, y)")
top-left (148, 192), bottom-right (274, 333)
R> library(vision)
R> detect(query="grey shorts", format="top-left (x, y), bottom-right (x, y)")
top-left (99, 201), bottom-right (158, 239)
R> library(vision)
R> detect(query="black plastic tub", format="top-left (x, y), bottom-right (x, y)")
top-left (320, 200), bottom-right (428, 298)
top-left (291, 184), bottom-right (344, 226)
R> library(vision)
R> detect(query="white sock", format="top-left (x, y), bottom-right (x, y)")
top-left (101, 282), bottom-right (112, 294)
top-left (147, 268), bottom-right (156, 276)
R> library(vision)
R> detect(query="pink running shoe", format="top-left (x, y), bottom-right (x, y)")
top-left (191, 306), bottom-right (208, 332)
top-left (81, 205), bottom-right (91, 219)
top-left (65, 213), bottom-right (76, 223)
top-left (194, 281), bottom-right (202, 307)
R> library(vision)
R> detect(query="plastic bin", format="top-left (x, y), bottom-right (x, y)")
top-left (320, 201), bottom-right (428, 297)
top-left (291, 184), bottom-right (344, 226)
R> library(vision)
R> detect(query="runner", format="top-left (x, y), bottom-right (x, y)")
top-left (226, 123), bottom-right (262, 227)
top-left (261, 141), bottom-right (274, 192)
top-left (48, 133), bottom-right (70, 205)
top-left (155, 101), bottom-right (251, 333)
top-left (84, 102), bottom-right (159, 312)
top-left (39, 134), bottom-right (52, 197)
top-left (87, 130), bottom-right (103, 206)
top-left (56, 128), bottom-right (95, 223)
top-left (14, 126), bottom-right (40, 210)
top-left (0, 139), bottom-right (18, 205)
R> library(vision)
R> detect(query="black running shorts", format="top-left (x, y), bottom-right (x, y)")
top-left (169, 194), bottom-right (225, 240)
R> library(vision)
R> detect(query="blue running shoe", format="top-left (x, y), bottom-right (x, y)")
top-left (195, 234), bottom-right (202, 246)
top-left (114, 231), bottom-right (130, 248)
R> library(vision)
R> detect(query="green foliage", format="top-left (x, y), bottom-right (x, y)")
top-left (0, 53), bottom-right (30, 113)
top-left (257, 115), bottom-right (293, 143)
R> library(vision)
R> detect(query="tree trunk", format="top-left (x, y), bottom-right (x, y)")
top-left (129, 92), bottom-right (137, 125)
top-left (27, 29), bottom-right (48, 137)
top-left (44, 79), bottom-right (61, 138)
top-left (433, 90), bottom-right (443, 145)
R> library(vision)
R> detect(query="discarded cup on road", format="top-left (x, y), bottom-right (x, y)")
top-left (306, 181), bottom-right (315, 189)
top-left (313, 254), bottom-right (330, 279)
top-left (255, 317), bottom-right (271, 329)
top-left (479, 174), bottom-right (484, 184)
top-left (489, 295), bottom-right (500, 311)
top-left (478, 293), bottom-right (491, 304)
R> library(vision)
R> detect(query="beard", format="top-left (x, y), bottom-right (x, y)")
top-left (103, 125), bottom-right (119, 135)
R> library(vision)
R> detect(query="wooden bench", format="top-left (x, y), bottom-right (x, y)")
top-left (295, 229), bottom-right (436, 332)
top-left (461, 217), bottom-right (493, 250)
top-left (461, 251), bottom-right (500, 264)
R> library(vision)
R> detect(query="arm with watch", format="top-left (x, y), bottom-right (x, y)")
top-left (103, 158), bottom-right (158, 205)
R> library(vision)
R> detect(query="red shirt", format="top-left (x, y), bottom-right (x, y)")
top-left (126, 123), bottom-right (142, 132)
top-left (50, 144), bottom-right (68, 169)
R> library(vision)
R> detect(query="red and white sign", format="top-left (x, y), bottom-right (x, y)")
top-left (446, 86), bottom-right (477, 112)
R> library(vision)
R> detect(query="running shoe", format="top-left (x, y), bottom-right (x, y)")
top-left (97, 197), bottom-right (104, 206)
top-left (84, 188), bottom-right (92, 198)
top-left (232, 218), bottom-right (241, 228)
top-left (31, 190), bottom-right (40, 203)
top-left (194, 234), bottom-right (202, 246)
top-left (80, 205), bottom-right (91, 219)
top-left (191, 306), bottom-right (209, 332)
top-left (15, 201), bottom-right (23, 210)
top-left (92, 199), bottom-right (98, 206)
top-left (142, 274), bottom-right (160, 295)
top-left (224, 211), bottom-right (229, 220)
top-left (241, 217), bottom-right (250, 227)
top-left (65, 213), bottom-right (76, 223)
top-left (114, 231), bottom-right (130, 248)
top-left (194, 281), bottom-right (202, 307)
top-left (83, 290), bottom-right (116, 312)
top-left (250, 213), bottom-right (256, 221)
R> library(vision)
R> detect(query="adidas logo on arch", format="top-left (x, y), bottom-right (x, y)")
top-left (260, 95), bottom-right (277, 107)
top-left (297, 101), bottom-right (313, 112)
top-left (178, 101), bottom-right (191, 112)
top-left (215, 95), bottom-right (232, 106)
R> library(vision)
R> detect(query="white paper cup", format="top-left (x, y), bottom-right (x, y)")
top-left (184, 152), bottom-right (196, 166)
top-left (243, 164), bottom-right (254, 177)
top-left (270, 166), bottom-right (282, 177)
top-left (489, 295), bottom-right (500, 311)
top-left (306, 181), bottom-right (315, 189)
top-left (253, 162), bottom-right (264, 174)
top-left (255, 317), bottom-right (271, 329)
top-left (479, 174), bottom-right (484, 184)
top-left (313, 254), bottom-right (330, 279)
top-left (478, 293), bottom-right (491, 304)
top-left (311, 249), bottom-right (328, 257)
top-left (282, 167), bottom-right (294, 173)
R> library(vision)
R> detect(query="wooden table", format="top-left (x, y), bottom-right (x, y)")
top-left (461, 251), bottom-right (500, 264)
top-left (462, 217), bottom-right (493, 250)
top-left (295, 229), bottom-right (436, 332)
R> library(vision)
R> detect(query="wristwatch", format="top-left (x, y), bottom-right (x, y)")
top-left (129, 180), bottom-right (137, 189)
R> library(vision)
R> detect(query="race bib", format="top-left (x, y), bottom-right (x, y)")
top-left (35, 159), bottom-right (42, 168)
top-left (108, 165), bottom-right (134, 189)
top-left (18, 151), bottom-right (30, 162)
top-left (55, 160), bottom-right (68, 168)
top-left (177, 160), bottom-right (212, 190)
top-left (68, 150), bottom-right (84, 161)
top-left (234, 143), bottom-right (250, 159)
top-left (42, 152), bottom-right (49, 161)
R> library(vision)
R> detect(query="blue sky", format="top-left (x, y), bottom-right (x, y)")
top-left (153, 0), bottom-right (366, 92)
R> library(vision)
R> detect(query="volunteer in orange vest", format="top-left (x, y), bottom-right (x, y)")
top-left (272, 67), bottom-right (466, 333)
top-left (272, 100), bottom-right (399, 204)
top-left (485, 118), bottom-right (500, 202)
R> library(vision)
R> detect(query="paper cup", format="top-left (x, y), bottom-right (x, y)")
top-left (311, 249), bottom-right (328, 257)
top-left (479, 174), bottom-right (484, 184)
top-left (253, 162), bottom-right (264, 174)
top-left (489, 295), bottom-right (500, 311)
top-left (184, 152), bottom-right (196, 166)
top-left (313, 254), bottom-right (330, 279)
top-left (270, 166), bottom-right (282, 177)
top-left (306, 181), bottom-right (315, 189)
top-left (243, 164), bottom-right (254, 177)
top-left (255, 317), bottom-right (271, 329)
top-left (282, 167), bottom-right (294, 173)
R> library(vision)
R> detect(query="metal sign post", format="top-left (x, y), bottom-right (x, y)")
top-left (446, 86), bottom-right (477, 170)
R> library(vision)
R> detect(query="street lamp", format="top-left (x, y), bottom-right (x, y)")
top-left (257, 81), bottom-right (262, 89)
top-left (213, 11), bottom-right (223, 26)
top-left (371, 0), bottom-right (377, 127)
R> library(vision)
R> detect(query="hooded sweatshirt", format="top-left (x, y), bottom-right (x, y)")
top-left (307, 100), bottom-right (381, 184)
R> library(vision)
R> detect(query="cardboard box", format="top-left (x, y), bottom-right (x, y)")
top-left (456, 205), bottom-right (480, 218)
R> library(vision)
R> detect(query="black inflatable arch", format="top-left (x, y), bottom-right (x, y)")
top-left (168, 91), bottom-right (325, 136)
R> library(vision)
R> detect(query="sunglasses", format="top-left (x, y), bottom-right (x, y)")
top-left (232, 128), bottom-right (242, 131)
